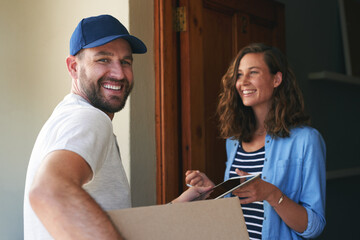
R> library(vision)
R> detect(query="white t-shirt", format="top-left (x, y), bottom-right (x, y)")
top-left (23, 93), bottom-right (131, 239)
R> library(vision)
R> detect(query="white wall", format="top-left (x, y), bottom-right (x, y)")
top-left (0, 0), bottom-right (155, 238)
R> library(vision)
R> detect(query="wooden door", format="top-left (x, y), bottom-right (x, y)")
top-left (155, 0), bottom-right (285, 203)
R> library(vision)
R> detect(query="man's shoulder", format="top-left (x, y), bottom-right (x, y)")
top-left (43, 94), bottom-right (112, 135)
top-left (56, 93), bottom-right (92, 111)
top-left (54, 94), bottom-right (109, 121)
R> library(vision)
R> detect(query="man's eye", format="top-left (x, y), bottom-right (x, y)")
top-left (121, 60), bottom-right (132, 65)
top-left (98, 59), bottom-right (109, 63)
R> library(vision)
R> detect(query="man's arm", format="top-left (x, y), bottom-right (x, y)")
top-left (29, 150), bottom-right (123, 239)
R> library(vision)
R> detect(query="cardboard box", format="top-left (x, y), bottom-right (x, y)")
top-left (108, 197), bottom-right (249, 240)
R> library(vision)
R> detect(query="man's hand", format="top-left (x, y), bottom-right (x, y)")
top-left (172, 185), bottom-right (213, 203)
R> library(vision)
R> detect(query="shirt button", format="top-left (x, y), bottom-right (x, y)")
top-left (263, 176), bottom-right (266, 180)
top-left (266, 140), bottom-right (269, 143)
top-left (265, 158), bottom-right (267, 162)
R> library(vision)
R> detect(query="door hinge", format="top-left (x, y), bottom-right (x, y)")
top-left (175, 6), bottom-right (186, 32)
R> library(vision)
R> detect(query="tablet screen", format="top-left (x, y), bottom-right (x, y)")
top-left (192, 174), bottom-right (260, 201)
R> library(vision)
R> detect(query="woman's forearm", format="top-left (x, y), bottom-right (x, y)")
top-left (267, 189), bottom-right (308, 233)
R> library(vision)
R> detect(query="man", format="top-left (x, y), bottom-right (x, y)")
top-left (24, 14), bottom-right (207, 240)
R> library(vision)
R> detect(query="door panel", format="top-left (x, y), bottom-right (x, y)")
top-left (202, 7), bottom-right (234, 184)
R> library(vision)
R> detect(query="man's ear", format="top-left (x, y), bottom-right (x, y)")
top-left (66, 55), bottom-right (78, 80)
top-left (273, 71), bottom-right (282, 88)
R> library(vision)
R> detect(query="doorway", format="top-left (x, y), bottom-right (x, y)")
top-left (155, 0), bottom-right (285, 203)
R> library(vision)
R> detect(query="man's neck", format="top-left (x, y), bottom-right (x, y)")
top-left (70, 89), bottom-right (114, 121)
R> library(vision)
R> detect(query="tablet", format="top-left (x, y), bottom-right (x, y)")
top-left (192, 173), bottom-right (261, 201)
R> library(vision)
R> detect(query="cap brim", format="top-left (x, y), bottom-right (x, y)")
top-left (83, 35), bottom-right (147, 54)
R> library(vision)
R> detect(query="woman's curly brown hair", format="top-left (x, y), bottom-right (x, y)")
top-left (217, 43), bottom-right (310, 142)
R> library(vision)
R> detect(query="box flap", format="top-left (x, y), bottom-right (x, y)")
top-left (108, 197), bottom-right (249, 240)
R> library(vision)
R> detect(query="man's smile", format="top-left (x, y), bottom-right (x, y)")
top-left (102, 83), bottom-right (123, 91)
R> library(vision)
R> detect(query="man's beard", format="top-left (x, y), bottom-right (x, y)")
top-left (81, 76), bottom-right (133, 113)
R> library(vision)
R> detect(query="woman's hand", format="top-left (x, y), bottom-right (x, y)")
top-left (232, 169), bottom-right (280, 205)
top-left (185, 170), bottom-right (215, 187)
top-left (233, 170), bottom-right (308, 233)
top-left (172, 186), bottom-right (213, 203)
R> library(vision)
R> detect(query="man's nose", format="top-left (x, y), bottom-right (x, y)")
top-left (109, 62), bottom-right (125, 79)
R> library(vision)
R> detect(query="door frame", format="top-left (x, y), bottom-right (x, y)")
top-left (154, 0), bottom-right (181, 204)
top-left (155, 0), bottom-right (208, 204)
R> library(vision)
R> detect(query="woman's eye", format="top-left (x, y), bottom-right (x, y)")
top-left (236, 73), bottom-right (243, 79)
top-left (250, 71), bottom-right (258, 74)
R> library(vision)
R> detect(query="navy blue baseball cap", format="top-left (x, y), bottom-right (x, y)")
top-left (70, 14), bottom-right (147, 56)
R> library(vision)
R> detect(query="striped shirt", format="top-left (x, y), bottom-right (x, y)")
top-left (229, 144), bottom-right (265, 240)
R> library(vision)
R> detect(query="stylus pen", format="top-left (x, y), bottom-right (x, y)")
top-left (230, 174), bottom-right (257, 179)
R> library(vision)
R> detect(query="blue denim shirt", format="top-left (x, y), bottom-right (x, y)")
top-left (224, 126), bottom-right (326, 239)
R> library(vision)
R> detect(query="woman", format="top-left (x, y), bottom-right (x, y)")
top-left (186, 43), bottom-right (326, 239)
